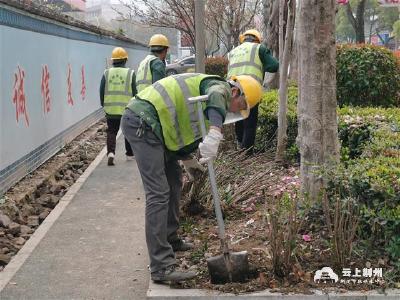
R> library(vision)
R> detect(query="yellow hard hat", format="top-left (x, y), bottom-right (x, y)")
top-left (148, 34), bottom-right (169, 48)
top-left (229, 75), bottom-right (263, 118)
top-left (239, 29), bottom-right (262, 44)
top-left (111, 47), bottom-right (128, 60)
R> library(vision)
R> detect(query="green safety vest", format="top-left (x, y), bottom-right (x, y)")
top-left (104, 67), bottom-right (134, 115)
top-left (133, 73), bottom-right (221, 151)
top-left (227, 42), bottom-right (264, 84)
top-left (136, 55), bottom-right (158, 93)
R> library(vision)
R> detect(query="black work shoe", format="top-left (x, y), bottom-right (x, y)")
top-left (107, 153), bottom-right (115, 166)
top-left (151, 265), bottom-right (196, 282)
top-left (170, 239), bottom-right (194, 252)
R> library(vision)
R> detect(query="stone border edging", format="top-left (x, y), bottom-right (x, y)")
top-left (0, 130), bottom-right (116, 291)
top-left (147, 281), bottom-right (400, 299)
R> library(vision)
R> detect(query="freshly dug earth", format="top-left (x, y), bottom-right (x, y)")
top-left (178, 150), bottom-right (394, 294)
top-left (0, 120), bottom-right (106, 270)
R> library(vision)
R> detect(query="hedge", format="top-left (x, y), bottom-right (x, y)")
top-left (337, 44), bottom-right (400, 107)
top-left (256, 88), bottom-right (400, 261)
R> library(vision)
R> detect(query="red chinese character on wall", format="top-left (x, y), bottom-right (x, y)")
top-left (81, 65), bottom-right (86, 101)
top-left (41, 65), bottom-right (51, 114)
top-left (67, 64), bottom-right (74, 106)
top-left (12, 65), bottom-right (29, 127)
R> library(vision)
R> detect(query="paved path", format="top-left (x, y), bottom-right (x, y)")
top-left (0, 137), bottom-right (149, 299)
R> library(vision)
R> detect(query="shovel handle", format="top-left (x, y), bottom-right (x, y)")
top-left (195, 100), bottom-right (226, 241)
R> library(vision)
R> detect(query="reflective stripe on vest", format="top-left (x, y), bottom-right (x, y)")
top-left (136, 55), bottom-right (158, 93)
top-left (104, 67), bottom-right (134, 115)
top-left (135, 73), bottom-right (220, 151)
top-left (227, 42), bottom-right (264, 84)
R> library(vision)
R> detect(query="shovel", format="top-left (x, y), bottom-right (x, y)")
top-left (188, 95), bottom-right (249, 284)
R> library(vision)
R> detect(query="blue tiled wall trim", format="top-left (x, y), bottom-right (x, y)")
top-left (0, 109), bottom-right (105, 196)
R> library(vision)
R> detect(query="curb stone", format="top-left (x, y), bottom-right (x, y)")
top-left (147, 281), bottom-right (400, 299)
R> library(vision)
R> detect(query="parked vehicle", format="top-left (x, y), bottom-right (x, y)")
top-left (166, 56), bottom-right (195, 75)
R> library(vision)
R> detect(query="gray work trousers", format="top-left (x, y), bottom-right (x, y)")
top-left (121, 109), bottom-right (182, 272)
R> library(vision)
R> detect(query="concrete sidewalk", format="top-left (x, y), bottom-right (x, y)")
top-left (0, 137), bottom-right (149, 299)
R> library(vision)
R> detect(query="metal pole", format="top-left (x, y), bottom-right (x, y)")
top-left (195, 101), bottom-right (226, 241)
top-left (195, 0), bottom-right (205, 73)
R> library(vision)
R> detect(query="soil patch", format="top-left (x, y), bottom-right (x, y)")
top-left (0, 120), bottom-right (106, 271)
top-left (178, 150), bottom-right (394, 294)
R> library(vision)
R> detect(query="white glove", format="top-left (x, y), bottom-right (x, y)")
top-left (181, 158), bottom-right (206, 182)
top-left (199, 129), bottom-right (223, 164)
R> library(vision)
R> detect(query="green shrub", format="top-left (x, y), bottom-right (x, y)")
top-left (337, 44), bottom-right (400, 107)
top-left (326, 108), bottom-right (400, 262)
top-left (256, 88), bottom-right (400, 261)
top-left (325, 155), bottom-right (400, 260)
top-left (205, 57), bottom-right (228, 78)
top-left (255, 87), bottom-right (298, 152)
top-left (339, 107), bottom-right (400, 160)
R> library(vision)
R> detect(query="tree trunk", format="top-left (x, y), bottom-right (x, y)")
top-left (345, 0), bottom-right (366, 44)
top-left (276, 0), bottom-right (295, 162)
top-left (355, 0), bottom-right (366, 43)
top-left (264, 0), bottom-right (280, 89)
top-left (262, 0), bottom-right (270, 38)
top-left (279, 0), bottom-right (285, 66)
top-left (297, 0), bottom-right (340, 201)
top-left (289, 3), bottom-right (299, 81)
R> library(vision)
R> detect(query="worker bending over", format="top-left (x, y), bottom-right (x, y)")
top-left (121, 73), bottom-right (262, 282)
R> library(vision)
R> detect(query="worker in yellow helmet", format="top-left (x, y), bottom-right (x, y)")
top-left (227, 29), bottom-right (279, 153)
top-left (136, 34), bottom-right (169, 93)
top-left (100, 47), bottom-right (137, 166)
top-left (121, 73), bottom-right (262, 282)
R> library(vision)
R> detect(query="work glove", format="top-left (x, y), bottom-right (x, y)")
top-left (181, 158), bottom-right (206, 182)
top-left (199, 128), bottom-right (223, 164)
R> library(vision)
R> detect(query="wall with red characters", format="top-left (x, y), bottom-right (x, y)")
top-left (0, 3), bottom-right (147, 174)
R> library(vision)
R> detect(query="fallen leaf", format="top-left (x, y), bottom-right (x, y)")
top-left (242, 206), bottom-right (254, 212)
top-left (245, 219), bottom-right (255, 227)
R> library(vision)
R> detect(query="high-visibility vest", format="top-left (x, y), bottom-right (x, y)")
top-left (132, 73), bottom-right (221, 151)
top-left (227, 42), bottom-right (264, 84)
top-left (104, 67), bottom-right (134, 115)
top-left (136, 55), bottom-right (158, 93)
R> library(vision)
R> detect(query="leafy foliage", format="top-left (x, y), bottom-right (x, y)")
top-left (393, 20), bottom-right (400, 40)
top-left (329, 107), bottom-right (400, 261)
top-left (337, 44), bottom-right (400, 107)
top-left (256, 88), bottom-right (400, 264)
top-left (255, 87), bottom-right (298, 153)
top-left (336, 1), bottom-right (399, 43)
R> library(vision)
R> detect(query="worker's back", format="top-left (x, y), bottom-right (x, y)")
top-left (136, 55), bottom-right (158, 93)
top-left (103, 67), bottom-right (134, 116)
top-left (129, 73), bottom-right (220, 151)
top-left (227, 42), bottom-right (263, 84)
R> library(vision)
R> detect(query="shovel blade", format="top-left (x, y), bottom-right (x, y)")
top-left (206, 251), bottom-right (249, 284)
